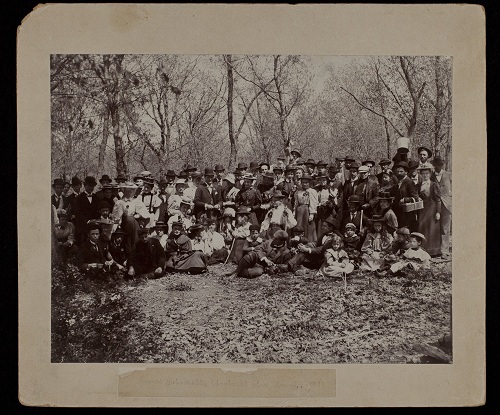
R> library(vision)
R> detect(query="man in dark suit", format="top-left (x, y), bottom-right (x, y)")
top-left (77, 223), bottom-right (112, 276)
top-left (126, 228), bottom-right (166, 279)
top-left (64, 176), bottom-right (82, 219)
top-left (392, 161), bottom-right (419, 231)
top-left (354, 165), bottom-right (379, 216)
top-left (51, 178), bottom-right (69, 213)
top-left (341, 195), bottom-right (363, 233)
top-left (193, 168), bottom-right (223, 220)
top-left (73, 176), bottom-right (100, 245)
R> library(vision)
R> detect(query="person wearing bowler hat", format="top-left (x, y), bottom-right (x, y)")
top-left (77, 222), bottom-right (113, 276)
top-left (213, 164), bottom-right (225, 185)
top-left (151, 221), bottom-right (168, 249)
top-left (52, 178), bottom-right (69, 214)
top-left (430, 156), bottom-right (452, 259)
top-left (249, 161), bottom-right (259, 175)
top-left (99, 174), bottom-right (112, 187)
top-left (107, 227), bottom-right (131, 271)
top-left (360, 216), bottom-right (393, 272)
top-left (235, 174), bottom-right (262, 226)
top-left (126, 228), bottom-right (166, 280)
top-left (256, 171), bottom-right (277, 224)
top-left (417, 146), bottom-right (433, 168)
top-left (407, 159), bottom-right (423, 187)
top-left (290, 149), bottom-right (301, 165)
top-left (276, 165), bottom-right (297, 209)
top-left (392, 161), bottom-right (420, 231)
top-left (342, 162), bottom-right (360, 212)
top-left (388, 232), bottom-right (431, 275)
top-left (293, 174), bottom-right (319, 243)
top-left (115, 172), bottom-right (127, 185)
top-left (73, 176), bottom-right (100, 245)
top-left (96, 183), bottom-right (116, 212)
top-left (341, 195), bottom-right (364, 234)
top-left (228, 229), bottom-right (291, 278)
top-left (260, 190), bottom-right (297, 240)
top-left (164, 221), bottom-right (208, 274)
top-left (237, 162), bottom-right (248, 174)
top-left (316, 160), bottom-right (328, 177)
top-left (339, 155), bottom-right (355, 186)
top-left (193, 167), bottom-right (223, 222)
top-left (304, 159), bottom-right (316, 177)
top-left (54, 212), bottom-right (78, 264)
top-left (416, 164), bottom-right (442, 257)
top-left (111, 181), bottom-right (150, 250)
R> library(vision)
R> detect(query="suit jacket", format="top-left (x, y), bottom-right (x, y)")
top-left (129, 238), bottom-right (166, 273)
top-left (394, 176), bottom-right (419, 203)
top-left (73, 192), bottom-right (99, 231)
top-left (341, 210), bottom-right (362, 232)
top-left (78, 239), bottom-right (108, 269)
top-left (193, 182), bottom-right (222, 217)
top-left (51, 194), bottom-right (68, 210)
top-left (108, 241), bottom-right (131, 266)
top-left (431, 170), bottom-right (452, 212)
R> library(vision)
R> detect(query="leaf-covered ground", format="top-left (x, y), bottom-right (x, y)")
top-left (52, 259), bottom-right (452, 364)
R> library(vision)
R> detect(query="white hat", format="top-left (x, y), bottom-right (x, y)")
top-left (358, 165), bottom-right (370, 173)
top-left (174, 178), bottom-right (187, 185)
top-left (121, 181), bottom-right (138, 189)
top-left (223, 207), bottom-right (236, 218)
top-left (223, 173), bottom-right (236, 184)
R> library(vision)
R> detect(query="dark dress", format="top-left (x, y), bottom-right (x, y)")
top-left (165, 234), bottom-right (208, 274)
top-left (235, 187), bottom-right (262, 226)
top-left (417, 180), bottom-right (442, 256)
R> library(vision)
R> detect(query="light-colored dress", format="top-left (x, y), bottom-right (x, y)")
top-left (319, 248), bottom-right (354, 277)
top-left (360, 231), bottom-right (393, 271)
top-left (294, 188), bottom-right (318, 242)
top-left (390, 247), bottom-right (431, 273)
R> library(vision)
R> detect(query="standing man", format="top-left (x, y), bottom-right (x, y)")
top-left (354, 165), bottom-right (380, 215)
top-left (431, 156), bottom-right (452, 259)
top-left (52, 178), bottom-right (68, 214)
top-left (392, 161), bottom-right (419, 231)
top-left (73, 176), bottom-right (100, 245)
top-left (214, 164), bottom-right (225, 185)
top-left (417, 146), bottom-right (433, 169)
top-left (164, 170), bottom-right (177, 196)
top-left (290, 149), bottom-right (301, 166)
top-left (377, 158), bottom-right (397, 186)
top-left (193, 167), bottom-right (223, 221)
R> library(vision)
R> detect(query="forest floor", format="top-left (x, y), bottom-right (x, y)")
top-left (52, 257), bottom-right (452, 364)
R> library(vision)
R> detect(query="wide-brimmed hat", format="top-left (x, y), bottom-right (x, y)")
top-left (142, 177), bottom-right (155, 186)
top-left (140, 170), bottom-right (152, 178)
top-left (349, 162), bottom-right (360, 170)
top-left (188, 223), bottom-right (204, 232)
top-left (153, 221), bottom-right (167, 230)
top-left (271, 230), bottom-right (288, 247)
top-left (214, 164), bottom-right (225, 172)
top-left (272, 165), bottom-right (284, 172)
top-left (171, 220), bottom-right (184, 228)
top-left (204, 167), bottom-right (215, 177)
top-left (271, 190), bottom-right (287, 199)
top-left (237, 162), bottom-right (248, 170)
top-left (295, 158), bottom-right (305, 165)
top-left (315, 173), bottom-right (328, 180)
top-left (138, 228), bottom-right (150, 236)
top-left (262, 171), bottom-right (275, 180)
top-left (417, 146), bottom-right (433, 158)
top-left (368, 215), bottom-right (386, 224)
top-left (99, 174), bottom-right (112, 184)
top-left (249, 161), bottom-right (259, 170)
top-left (396, 227), bottom-right (410, 235)
top-left (222, 173), bottom-right (236, 184)
top-left (112, 227), bottom-right (127, 237)
top-left (236, 207), bottom-right (251, 216)
top-left (378, 191), bottom-right (394, 202)
top-left (165, 169), bottom-right (177, 178)
top-left (101, 183), bottom-right (113, 190)
top-left (344, 155), bottom-right (355, 163)
top-left (393, 161), bottom-right (409, 171)
top-left (84, 176), bottom-right (97, 186)
top-left (121, 181), bottom-right (138, 189)
top-left (345, 223), bottom-right (357, 230)
top-left (291, 149), bottom-right (301, 157)
top-left (304, 158), bottom-right (316, 166)
top-left (407, 160), bottom-right (420, 171)
top-left (417, 162), bottom-right (433, 172)
top-left (191, 171), bottom-right (202, 179)
top-left (301, 174), bottom-right (313, 181)
top-left (323, 216), bottom-right (337, 228)
top-left (285, 164), bottom-right (298, 172)
top-left (362, 159), bottom-right (376, 167)
top-left (223, 207), bottom-right (236, 218)
top-left (379, 158), bottom-right (391, 166)
top-left (133, 174), bottom-right (144, 182)
top-left (71, 176), bottom-right (82, 186)
top-left (316, 160), bottom-right (328, 167)
top-left (174, 178), bottom-right (187, 186)
top-left (432, 156), bottom-right (445, 166)
top-left (97, 200), bottom-right (110, 210)
top-left (184, 164), bottom-right (197, 172)
top-left (410, 231), bottom-right (426, 242)
top-left (52, 178), bottom-right (64, 187)
top-left (347, 195), bottom-right (363, 204)
top-left (259, 161), bottom-right (270, 169)
top-left (358, 165), bottom-right (370, 174)
top-left (243, 173), bottom-right (256, 181)
top-left (249, 224), bottom-right (260, 232)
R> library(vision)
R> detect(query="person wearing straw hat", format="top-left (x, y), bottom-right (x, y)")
top-left (359, 216), bottom-right (393, 272)
top-left (260, 190), bottom-right (297, 240)
top-left (431, 156), bottom-right (452, 259)
top-left (293, 174), bottom-right (318, 243)
top-left (388, 232), bottom-right (431, 275)
top-left (110, 181), bottom-right (150, 250)
top-left (416, 164), bottom-right (442, 257)
top-left (126, 228), bottom-right (166, 280)
top-left (73, 176), bottom-right (100, 245)
top-left (221, 173), bottom-right (240, 207)
top-left (235, 173), bottom-right (262, 226)
top-left (290, 149), bottom-right (301, 165)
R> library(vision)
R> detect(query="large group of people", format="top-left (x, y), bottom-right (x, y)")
top-left (52, 144), bottom-right (452, 281)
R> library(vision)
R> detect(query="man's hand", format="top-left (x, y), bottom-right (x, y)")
top-left (128, 266), bottom-right (135, 276)
top-left (435, 212), bottom-right (441, 221)
top-left (154, 267), bottom-right (163, 275)
top-left (308, 214), bottom-right (314, 222)
top-left (361, 203), bottom-right (370, 210)
top-left (298, 243), bottom-right (309, 253)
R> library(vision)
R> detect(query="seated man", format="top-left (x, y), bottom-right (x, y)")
top-left (77, 223), bottom-right (113, 277)
top-left (259, 190), bottom-right (297, 240)
top-left (232, 230), bottom-right (292, 279)
top-left (126, 228), bottom-right (165, 280)
top-left (107, 227), bottom-right (131, 272)
top-left (54, 212), bottom-right (78, 264)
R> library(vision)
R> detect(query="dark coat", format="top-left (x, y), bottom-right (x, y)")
top-left (353, 177), bottom-right (379, 208)
top-left (341, 210), bottom-right (362, 232)
top-left (193, 182), bottom-right (223, 218)
top-left (73, 192), bottom-right (100, 233)
top-left (77, 239), bottom-right (108, 270)
top-left (129, 238), bottom-right (166, 274)
top-left (51, 194), bottom-right (69, 210)
top-left (108, 241), bottom-right (131, 266)
top-left (394, 176), bottom-right (419, 202)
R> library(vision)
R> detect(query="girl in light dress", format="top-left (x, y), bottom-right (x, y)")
top-left (316, 234), bottom-right (355, 278)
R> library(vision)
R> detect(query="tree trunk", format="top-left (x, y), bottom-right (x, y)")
top-left (273, 56), bottom-right (289, 159)
top-left (434, 56), bottom-right (445, 155)
top-left (226, 55), bottom-right (237, 170)
top-left (109, 102), bottom-right (127, 175)
top-left (97, 107), bottom-right (109, 175)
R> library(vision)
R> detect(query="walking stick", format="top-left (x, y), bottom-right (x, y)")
top-left (359, 209), bottom-right (364, 233)
top-left (223, 237), bottom-right (236, 265)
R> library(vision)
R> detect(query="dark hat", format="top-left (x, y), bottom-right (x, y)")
top-left (323, 215), bottom-right (337, 228)
top-left (301, 174), bottom-right (313, 181)
top-left (392, 152), bottom-right (408, 164)
top-left (249, 224), bottom-right (260, 232)
top-left (362, 159), bottom-right (376, 167)
top-left (304, 158), bottom-right (316, 166)
top-left (204, 167), bottom-right (215, 177)
top-left (316, 160), bottom-right (328, 167)
top-left (71, 176), bottom-right (82, 186)
top-left (396, 227), bottom-right (410, 235)
top-left (291, 149), bottom-right (301, 157)
top-left (277, 156), bottom-right (285, 161)
top-left (57, 211), bottom-right (68, 218)
top-left (259, 161), bottom-right (270, 168)
top-left (52, 178), bottom-right (64, 187)
top-left (180, 197), bottom-right (191, 207)
top-left (378, 192), bottom-right (394, 202)
top-left (417, 146), bottom-right (433, 158)
top-left (184, 164), bottom-right (197, 172)
top-left (84, 176), bottom-right (97, 186)
top-left (86, 222), bottom-right (101, 233)
top-left (142, 177), bottom-right (155, 186)
top-left (292, 225), bottom-right (304, 234)
top-left (407, 160), bottom-right (419, 170)
top-left (349, 162), bottom-right (360, 170)
top-left (171, 220), bottom-right (184, 228)
top-left (114, 172), bottom-right (127, 182)
top-left (138, 228), bottom-right (150, 236)
top-left (249, 161), bottom-right (259, 170)
top-left (432, 156), bottom-right (445, 166)
top-left (271, 190), bottom-right (287, 199)
top-left (159, 177), bottom-right (168, 185)
top-left (272, 165), bottom-right (284, 172)
top-left (214, 164), bottom-right (225, 172)
top-left (285, 164), bottom-right (298, 172)
top-left (153, 221), bottom-right (167, 230)
top-left (328, 164), bottom-right (340, 172)
top-left (191, 171), bottom-right (202, 178)
top-left (315, 173), bottom-right (328, 180)
top-left (397, 147), bottom-right (410, 154)
top-left (271, 229), bottom-right (288, 247)
top-left (179, 171), bottom-right (188, 179)
top-left (379, 158), bottom-right (391, 166)
top-left (369, 215), bottom-right (386, 224)
top-left (295, 158), bottom-right (305, 165)
top-left (133, 173), bottom-right (144, 182)
top-left (348, 195), bottom-right (363, 204)
top-left (99, 174), bottom-right (112, 184)
top-left (98, 200), bottom-right (110, 210)
top-left (237, 162), bottom-right (248, 170)
top-left (101, 183), bottom-right (113, 190)
top-left (236, 207), bottom-right (251, 216)
top-left (262, 171), bottom-right (275, 180)
top-left (112, 227), bottom-right (127, 237)
top-left (393, 161), bottom-right (409, 171)
top-left (165, 169), bottom-right (177, 177)
top-left (345, 223), bottom-right (357, 230)
top-left (188, 223), bottom-right (204, 232)
top-left (243, 173), bottom-right (257, 181)
top-left (344, 155), bottom-right (355, 163)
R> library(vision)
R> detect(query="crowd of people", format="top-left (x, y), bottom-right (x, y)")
top-left (52, 145), bottom-right (452, 281)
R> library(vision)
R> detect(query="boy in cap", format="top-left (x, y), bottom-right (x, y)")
top-left (388, 232), bottom-right (431, 275)
top-left (126, 228), bottom-right (166, 280)
top-left (342, 222), bottom-right (361, 262)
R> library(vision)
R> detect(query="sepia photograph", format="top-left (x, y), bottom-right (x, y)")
top-left (50, 53), bottom-right (453, 365)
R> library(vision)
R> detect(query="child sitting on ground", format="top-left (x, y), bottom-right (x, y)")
top-left (288, 225), bottom-right (309, 255)
top-left (342, 222), bottom-right (361, 263)
top-left (316, 234), bottom-right (354, 281)
top-left (360, 216), bottom-right (393, 272)
top-left (384, 226), bottom-right (411, 265)
top-left (242, 224), bottom-right (264, 254)
top-left (388, 232), bottom-right (431, 275)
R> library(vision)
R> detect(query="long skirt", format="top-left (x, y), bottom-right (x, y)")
top-left (227, 238), bottom-right (246, 264)
top-left (295, 204), bottom-right (317, 242)
top-left (319, 261), bottom-right (354, 277)
top-left (121, 215), bottom-right (140, 250)
top-left (208, 247), bottom-right (229, 265)
top-left (418, 198), bottom-right (441, 256)
top-left (165, 251), bottom-right (207, 274)
top-left (360, 252), bottom-right (386, 271)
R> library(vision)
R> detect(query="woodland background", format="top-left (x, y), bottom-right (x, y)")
top-left (51, 54), bottom-right (452, 179)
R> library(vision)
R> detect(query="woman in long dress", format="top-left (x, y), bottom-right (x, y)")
top-left (360, 216), bottom-right (393, 271)
top-left (293, 174), bottom-right (318, 242)
top-left (417, 165), bottom-right (442, 257)
top-left (165, 221), bottom-right (207, 274)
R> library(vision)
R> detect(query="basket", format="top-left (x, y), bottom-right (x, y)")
top-left (401, 197), bottom-right (424, 212)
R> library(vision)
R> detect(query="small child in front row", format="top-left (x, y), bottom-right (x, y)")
top-left (388, 232), bottom-right (431, 274)
top-left (343, 222), bottom-right (361, 263)
top-left (316, 234), bottom-right (355, 278)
